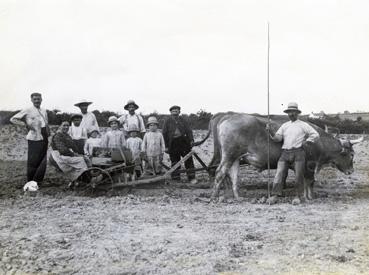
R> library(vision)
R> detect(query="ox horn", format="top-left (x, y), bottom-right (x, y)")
top-left (349, 136), bottom-right (364, 145)
top-left (324, 125), bottom-right (329, 133)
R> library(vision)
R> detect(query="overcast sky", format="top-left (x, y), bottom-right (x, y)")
top-left (1, 0), bottom-right (368, 115)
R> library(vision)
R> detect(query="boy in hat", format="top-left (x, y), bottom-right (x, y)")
top-left (68, 113), bottom-right (88, 155)
top-left (84, 128), bottom-right (102, 157)
top-left (74, 99), bottom-right (99, 133)
top-left (102, 116), bottom-right (126, 149)
top-left (142, 116), bottom-right (165, 176)
top-left (267, 102), bottom-right (319, 205)
top-left (162, 105), bottom-right (197, 183)
top-left (119, 99), bottom-right (146, 137)
top-left (126, 124), bottom-right (143, 178)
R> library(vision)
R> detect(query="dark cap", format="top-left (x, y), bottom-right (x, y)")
top-left (70, 113), bottom-right (83, 120)
top-left (169, 105), bottom-right (181, 112)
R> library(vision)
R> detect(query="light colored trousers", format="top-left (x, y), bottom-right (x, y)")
top-left (272, 148), bottom-right (305, 196)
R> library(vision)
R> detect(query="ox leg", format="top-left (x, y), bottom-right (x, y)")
top-left (304, 161), bottom-right (316, 200)
top-left (229, 159), bottom-right (240, 200)
top-left (211, 162), bottom-right (230, 200)
top-left (282, 169), bottom-right (288, 189)
top-left (304, 177), bottom-right (314, 200)
top-left (293, 160), bottom-right (305, 204)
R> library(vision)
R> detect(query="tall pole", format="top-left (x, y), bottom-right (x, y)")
top-left (267, 22), bottom-right (271, 199)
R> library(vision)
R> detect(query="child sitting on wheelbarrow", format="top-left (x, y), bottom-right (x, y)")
top-left (141, 116), bottom-right (165, 176)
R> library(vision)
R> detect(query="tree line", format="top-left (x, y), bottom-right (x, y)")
top-left (0, 109), bottom-right (213, 130)
top-left (1, 109), bottom-right (368, 133)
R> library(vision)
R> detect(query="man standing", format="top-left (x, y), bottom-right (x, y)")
top-left (162, 105), bottom-right (197, 184)
top-left (119, 100), bottom-right (146, 137)
top-left (10, 93), bottom-right (49, 183)
top-left (268, 102), bottom-right (319, 205)
top-left (74, 99), bottom-right (99, 133)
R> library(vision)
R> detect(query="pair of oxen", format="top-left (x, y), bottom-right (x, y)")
top-left (194, 112), bottom-right (364, 201)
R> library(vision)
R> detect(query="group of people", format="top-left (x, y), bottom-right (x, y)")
top-left (11, 93), bottom-right (321, 204)
top-left (11, 93), bottom-right (198, 186)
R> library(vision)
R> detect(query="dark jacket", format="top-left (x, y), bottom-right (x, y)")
top-left (51, 132), bottom-right (79, 156)
top-left (162, 116), bottom-right (193, 149)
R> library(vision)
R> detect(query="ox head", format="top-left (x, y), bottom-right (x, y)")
top-left (330, 136), bottom-right (364, 175)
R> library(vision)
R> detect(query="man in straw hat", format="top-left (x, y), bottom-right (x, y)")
top-left (10, 92), bottom-right (50, 184)
top-left (162, 105), bottom-right (197, 184)
top-left (74, 99), bottom-right (99, 133)
top-left (267, 102), bottom-right (319, 205)
top-left (119, 100), bottom-right (146, 137)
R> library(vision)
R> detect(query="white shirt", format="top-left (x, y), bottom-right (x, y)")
top-left (274, 120), bottom-right (319, 149)
top-left (68, 124), bottom-right (88, 140)
top-left (80, 112), bottom-right (99, 133)
top-left (119, 113), bottom-right (146, 133)
top-left (84, 137), bottom-right (102, 156)
top-left (102, 129), bottom-right (126, 149)
top-left (10, 106), bottom-right (48, 141)
top-left (142, 131), bottom-right (165, 157)
top-left (126, 137), bottom-right (143, 160)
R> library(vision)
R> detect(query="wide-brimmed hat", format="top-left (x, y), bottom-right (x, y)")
top-left (127, 124), bottom-right (140, 133)
top-left (147, 116), bottom-right (159, 126)
top-left (74, 99), bottom-right (93, 107)
top-left (108, 116), bottom-right (119, 125)
top-left (169, 105), bottom-right (181, 112)
top-left (23, 181), bottom-right (39, 192)
top-left (284, 102), bottom-right (301, 114)
top-left (70, 113), bottom-right (83, 120)
top-left (88, 128), bottom-right (100, 137)
top-left (124, 100), bottom-right (139, 110)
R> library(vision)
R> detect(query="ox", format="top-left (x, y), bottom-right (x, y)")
top-left (194, 113), bottom-right (363, 200)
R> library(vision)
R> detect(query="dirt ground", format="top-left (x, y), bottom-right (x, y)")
top-left (1, 125), bottom-right (369, 275)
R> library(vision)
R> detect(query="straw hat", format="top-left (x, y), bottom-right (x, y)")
top-left (108, 116), bottom-right (119, 125)
top-left (88, 128), bottom-right (100, 137)
top-left (74, 99), bottom-right (92, 107)
top-left (284, 102), bottom-right (301, 114)
top-left (147, 116), bottom-right (159, 126)
top-left (127, 124), bottom-right (140, 133)
top-left (23, 181), bottom-right (39, 192)
top-left (124, 100), bottom-right (139, 110)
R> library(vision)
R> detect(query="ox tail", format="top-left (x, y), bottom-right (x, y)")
top-left (192, 122), bottom-right (212, 147)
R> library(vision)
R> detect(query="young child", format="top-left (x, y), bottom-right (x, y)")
top-left (102, 116), bottom-right (126, 150)
top-left (68, 113), bottom-right (88, 154)
top-left (142, 116), bottom-right (165, 176)
top-left (84, 128), bottom-right (102, 157)
top-left (126, 124), bottom-right (143, 178)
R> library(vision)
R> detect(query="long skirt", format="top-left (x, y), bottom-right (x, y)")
top-left (50, 150), bottom-right (88, 181)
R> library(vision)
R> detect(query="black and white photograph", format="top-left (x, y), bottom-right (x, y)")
top-left (1, 0), bottom-right (369, 274)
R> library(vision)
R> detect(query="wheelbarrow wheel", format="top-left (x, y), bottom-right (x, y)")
top-left (86, 167), bottom-right (114, 189)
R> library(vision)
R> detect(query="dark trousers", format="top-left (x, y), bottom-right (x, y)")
top-left (27, 140), bottom-right (48, 182)
top-left (169, 136), bottom-right (195, 180)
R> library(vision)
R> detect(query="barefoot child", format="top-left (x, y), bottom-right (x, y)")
top-left (126, 124), bottom-right (143, 178)
top-left (142, 116), bottom-right (165, 175)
